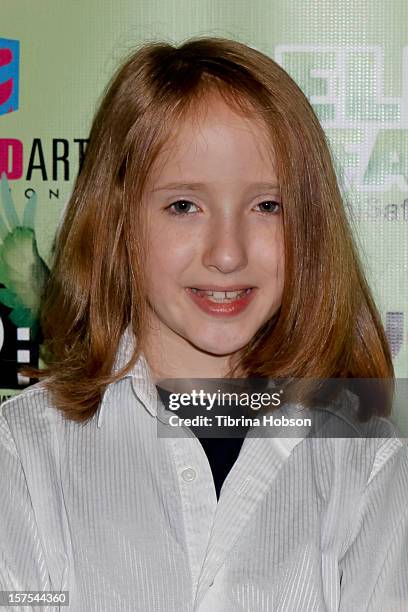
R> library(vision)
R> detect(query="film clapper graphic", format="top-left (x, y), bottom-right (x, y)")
top-left (0, 303), bottom-right (38, 389)
top-left (0, 38), bottom-right (19, 116)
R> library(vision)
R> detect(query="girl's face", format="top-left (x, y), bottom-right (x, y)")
top-left (143, 94), bottom-right (284, 377)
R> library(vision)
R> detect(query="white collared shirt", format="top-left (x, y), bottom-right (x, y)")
top-left (1, 327), bottom-right (408, 611)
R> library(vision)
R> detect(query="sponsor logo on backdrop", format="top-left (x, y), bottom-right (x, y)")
top-left (275, 45), bottom-right (408, 195)
top-left (0, 137), bottom-right (89, 194)
top-left (0, 38), bottom-right (19, 115)
top-left (0, 36), bottom-right (87, 202)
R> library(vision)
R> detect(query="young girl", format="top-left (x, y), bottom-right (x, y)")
top-left (1, 37), bottom-right (407, 611)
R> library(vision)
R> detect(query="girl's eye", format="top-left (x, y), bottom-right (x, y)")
top-left (255, 200), bottom-right (281, 214)
top-left (166, 199), bottom-right (281, 216)
top-left (167, 200), bottom-right (199, 215)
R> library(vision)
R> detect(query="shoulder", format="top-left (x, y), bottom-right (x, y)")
top-left (302, 435), bottom-right (406, 486)
top-left (0, 381), bottom-right (63, 457)
top-left (293, 387), bottom-right (407, 498)
top-left (1, 380), bottom-right (54, 420)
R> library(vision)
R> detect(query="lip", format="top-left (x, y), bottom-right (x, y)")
top-left (187, 285), bottom-right (255, 291)
top-left (185, 287), bottom-right (257, 317)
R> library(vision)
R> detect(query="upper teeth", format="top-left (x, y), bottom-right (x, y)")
top-left (191, 288), bottom-right (250, 298)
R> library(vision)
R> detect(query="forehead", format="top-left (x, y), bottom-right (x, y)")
top-left (149, 94), bottom-right (277, 184)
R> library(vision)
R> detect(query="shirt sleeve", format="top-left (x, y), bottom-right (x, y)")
top-left (339, 439), bottom-right (408, 612)
top-left (0, 409), bottom-right (51, 592)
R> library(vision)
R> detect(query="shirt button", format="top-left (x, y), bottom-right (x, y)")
top-left (181, 467), bottom-right (197, 482)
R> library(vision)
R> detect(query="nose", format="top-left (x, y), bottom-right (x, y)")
top-left (202, 214), bottom-right (248, 274)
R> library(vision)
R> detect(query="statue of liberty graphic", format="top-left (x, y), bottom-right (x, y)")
top-left (0, 173), bottom-right (49, 331)
top-left (0, 173), bottom-right (49, 390)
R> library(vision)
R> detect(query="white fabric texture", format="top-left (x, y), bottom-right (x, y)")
top-left (1, 326), bottom-right (408, 611)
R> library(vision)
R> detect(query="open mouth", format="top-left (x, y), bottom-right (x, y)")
top-left (187, 288), bottom-right (254, 302)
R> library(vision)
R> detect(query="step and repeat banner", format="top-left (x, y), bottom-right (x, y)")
top-left (1, 1), bottom-right (407, 428)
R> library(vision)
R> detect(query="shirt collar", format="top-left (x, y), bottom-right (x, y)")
top-left (97, 325), bottom-right (158, 428)
top-left (96, 327), bottom-right (359, 438)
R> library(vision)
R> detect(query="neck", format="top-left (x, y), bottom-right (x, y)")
top-left (143, 330), bottom-right (237, 383)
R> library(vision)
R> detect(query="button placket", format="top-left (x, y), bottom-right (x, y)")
top-left (168, 437), bottom-right (217, 593)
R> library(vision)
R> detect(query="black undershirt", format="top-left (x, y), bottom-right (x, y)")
top-left (195, 435), bottom-right (245, 499)
top-left (156, 385), bottom-right (247, 499)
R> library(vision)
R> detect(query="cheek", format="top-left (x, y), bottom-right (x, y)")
top-left (253, 227), bottom-right (285, 271)
top-left (261, 231), bottom-right (285, 297)
top-left (146, 230), bottom-right (197, 280)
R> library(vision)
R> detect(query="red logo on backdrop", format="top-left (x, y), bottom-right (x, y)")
top-left (0, 138), bottom-right (23, 179)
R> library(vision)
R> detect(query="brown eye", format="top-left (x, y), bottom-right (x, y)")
top-left (167, 200), bottom-right (199, 215)
top-left (256, 201), bottom-right (281, 214)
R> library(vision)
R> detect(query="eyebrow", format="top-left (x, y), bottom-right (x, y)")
top-left (151, 181), bottom-right (280, 192)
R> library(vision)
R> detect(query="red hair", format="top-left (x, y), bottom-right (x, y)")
top-left (21, 37), bottom-right (394, 422)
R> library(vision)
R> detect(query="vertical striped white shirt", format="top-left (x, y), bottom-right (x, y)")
top-left (1, 326), bottom-right (408, 611)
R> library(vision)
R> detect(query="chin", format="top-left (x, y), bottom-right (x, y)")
top-left (188, 335), bottom-right (250, 358)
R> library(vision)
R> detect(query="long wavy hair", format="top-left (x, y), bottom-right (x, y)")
top-left (21, 36), bottom-right (394, 423)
